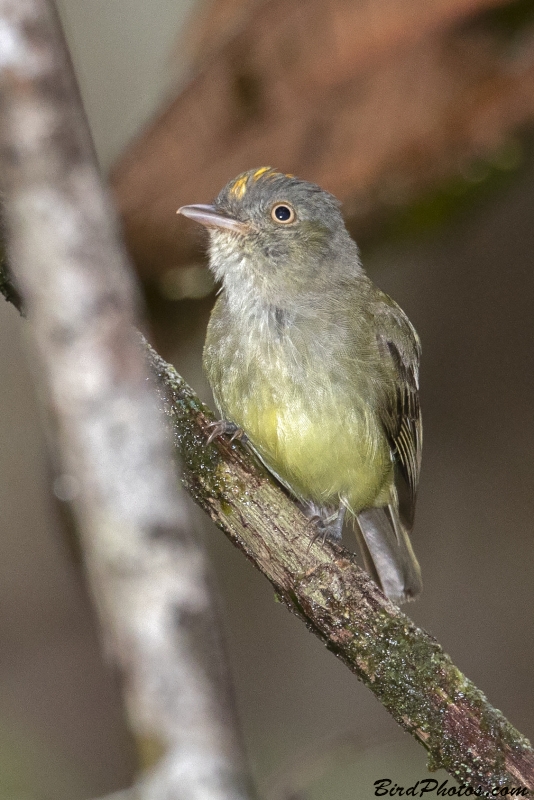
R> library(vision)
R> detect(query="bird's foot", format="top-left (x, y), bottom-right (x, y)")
top-left (205, 419), bottom-right (248, 445)
top-left (302, 503), bottom-right (346, 550)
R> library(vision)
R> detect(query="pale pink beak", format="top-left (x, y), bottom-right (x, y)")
top-left (177, 204), bottom-right (248, 234)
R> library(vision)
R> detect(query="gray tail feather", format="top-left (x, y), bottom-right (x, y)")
top-left (355, 506), bottom-right (422, 603)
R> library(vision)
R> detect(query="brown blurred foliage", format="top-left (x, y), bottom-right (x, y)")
top-left (111, 0), bottom-right (534, 279)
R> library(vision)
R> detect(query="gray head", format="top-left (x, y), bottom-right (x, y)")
top-left (178, 168), bottom-right (361, 306)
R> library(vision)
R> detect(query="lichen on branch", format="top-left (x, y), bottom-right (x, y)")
top-left (145, 340), bottom-right (534, 794)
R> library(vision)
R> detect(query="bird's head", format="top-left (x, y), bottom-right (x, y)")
top-left (178, 168), bottom-right (360, 306)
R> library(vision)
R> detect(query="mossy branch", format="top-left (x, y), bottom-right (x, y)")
top-left (145, 340), bottom-right (534, 795)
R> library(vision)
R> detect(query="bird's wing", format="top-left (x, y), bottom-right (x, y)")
top-left (375, 297), bottom-right (422, 532)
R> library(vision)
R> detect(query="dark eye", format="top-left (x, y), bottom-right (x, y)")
top-left (271, 203), bottom-right (296, 224)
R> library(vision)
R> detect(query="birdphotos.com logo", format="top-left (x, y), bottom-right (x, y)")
top-left (373, 778), bottom-right (529, 797)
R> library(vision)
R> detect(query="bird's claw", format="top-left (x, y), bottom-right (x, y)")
top-left (205, 419), bottom-right (248, 445)
top-left (306, 516), bottom-right (331, 551)
top-left (303, 504), bottom-right (346, 551)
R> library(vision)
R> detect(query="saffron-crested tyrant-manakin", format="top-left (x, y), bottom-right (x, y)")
top-left (178, 168), bottom-right (423, 603)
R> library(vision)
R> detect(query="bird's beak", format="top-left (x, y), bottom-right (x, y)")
top-left (177, 204), bottom-right (248, 234)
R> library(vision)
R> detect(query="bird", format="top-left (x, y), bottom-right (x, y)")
top-left (178, 167), bottom-right (422, 603)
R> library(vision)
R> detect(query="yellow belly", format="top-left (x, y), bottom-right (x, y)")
top-left (231, 381), bottom-right (393, 513)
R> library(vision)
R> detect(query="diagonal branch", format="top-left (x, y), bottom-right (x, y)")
top-left (146, 342), bottom-right (534, 795)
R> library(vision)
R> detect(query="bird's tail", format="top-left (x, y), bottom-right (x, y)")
top-left (354, 506), bottom-right (422, 603)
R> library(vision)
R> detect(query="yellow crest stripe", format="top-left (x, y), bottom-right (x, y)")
top-left (252, 166), bottom-right (273, 182)
top-left (230, 175), bottom-right (249, 199)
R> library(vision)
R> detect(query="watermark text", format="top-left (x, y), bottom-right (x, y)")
top-left (373, 778), bottom-right (529, 797)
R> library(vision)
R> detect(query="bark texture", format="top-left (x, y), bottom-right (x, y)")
top-left (147, 342), bottom-right (534, 795)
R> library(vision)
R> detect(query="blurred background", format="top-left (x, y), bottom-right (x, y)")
top-left (1, 0), bottom-right (534, 797)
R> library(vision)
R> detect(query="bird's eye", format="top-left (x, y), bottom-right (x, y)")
top-left (271, 203), bottom-right (296, 224)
